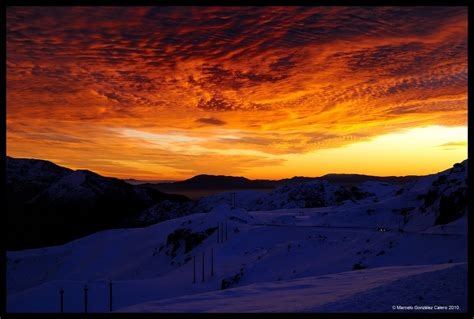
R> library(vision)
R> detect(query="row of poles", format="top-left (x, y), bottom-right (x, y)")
top-left (192, 221), bottom-right (229, 283)
top-left (59, 280), bottom-right (113, 313)
top-left (58, 221), bottom-right (232, 311)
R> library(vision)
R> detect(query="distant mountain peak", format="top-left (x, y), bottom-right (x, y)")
top-left (187, 174), bottom-right (250, 181)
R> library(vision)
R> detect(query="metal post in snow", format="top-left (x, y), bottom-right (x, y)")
top-left (109, 280), bottom-right (113, 312)
top-left (193, 256), bottom-right (196, 283)
top-left (211, 248), bottom-right (214, 277)
top-left (225, 220), bottom-right (228, 241)
top-left (202, 251), bottom-right (205, 282)
top-left (84, 284), bottom-right (88, 313)
top-left (59, 288), bottom-right (64, 313)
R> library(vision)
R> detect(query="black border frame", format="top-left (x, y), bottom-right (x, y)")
top-left (2, 2), bottom-right (472, 318)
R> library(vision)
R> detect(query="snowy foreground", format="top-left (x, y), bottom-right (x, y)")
top-left (7, 162), bottom-right (468, 312)
top-left (121, 263), bottom-right (466, 313)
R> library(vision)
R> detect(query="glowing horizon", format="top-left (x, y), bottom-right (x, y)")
top-left (7, 7), bottom-right (467, 180)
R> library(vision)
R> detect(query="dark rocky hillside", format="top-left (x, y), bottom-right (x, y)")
top-left (6, 157), bottom-right (189, 250)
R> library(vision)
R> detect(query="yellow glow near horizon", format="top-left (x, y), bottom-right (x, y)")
top-left (6, 125), bottom-right (467, 181)
top-left (244, 126), bottom-right (468, 180)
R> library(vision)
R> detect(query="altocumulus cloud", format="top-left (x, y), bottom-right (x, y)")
top-left (195, 117), bottom-right (227, 126)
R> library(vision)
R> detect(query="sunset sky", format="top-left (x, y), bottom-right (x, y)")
top-left (7, 6), bottom-right (467, 180)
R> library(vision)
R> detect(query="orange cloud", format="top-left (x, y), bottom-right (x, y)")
top-left (6, 7), bottom-right (467, 179)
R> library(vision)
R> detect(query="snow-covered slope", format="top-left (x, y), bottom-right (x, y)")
top-left (6, 160), bottom-right (468, 313)
top-left (119, 263), bottom-right (466, 313)
top-left (135, 179), bottom-right (387, 224)
top-left (134, 190), bottom-right (265, 225)
top-left (312, 263), bottom-right (467, 313)
top-left (247, 180), bottom-right (375, 211)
